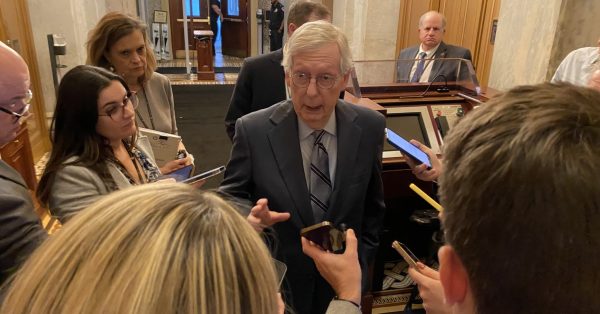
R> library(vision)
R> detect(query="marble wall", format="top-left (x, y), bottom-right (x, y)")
top-left (27, 0), bottom-right (136, 114)
top-left (488, 0), bottom-right (600, 91)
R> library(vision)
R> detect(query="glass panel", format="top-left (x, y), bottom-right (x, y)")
top-left (227, 0), bottom-right (240, 16)
top-left (185, 0), bottom-right (201, 17)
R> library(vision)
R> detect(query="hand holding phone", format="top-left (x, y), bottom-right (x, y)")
top-left (300, 221), bottom-right (346, 253)
top-left (392, 241), bottom-right (420, 268)
top-left (386, 128), bottom-right (431, 168)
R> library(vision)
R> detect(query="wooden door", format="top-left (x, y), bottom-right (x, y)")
top-left (169, 0), bottom-right (210, 57)
top-left (221, 0), bottom-right (249, 57)
top-left (0, 0), bottom-right (50, 162)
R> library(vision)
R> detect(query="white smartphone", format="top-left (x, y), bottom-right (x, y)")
top-left (182, 166), bottom-right (225, 184)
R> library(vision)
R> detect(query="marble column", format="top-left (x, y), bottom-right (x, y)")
top-left (488, 0), bottom-right (600, 91)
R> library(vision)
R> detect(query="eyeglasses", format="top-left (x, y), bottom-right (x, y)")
top-left (0, 89), bottom-right (32, 123)
top-left (290, 72), bottom-right (340, 89)
top-left (98, 91), bottom-right (138, 121)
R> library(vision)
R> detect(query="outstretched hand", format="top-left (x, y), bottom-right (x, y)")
top-left (246, 198), bottom-right (290, 232)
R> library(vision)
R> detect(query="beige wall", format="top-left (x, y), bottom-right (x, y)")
top-left (489, 0), bottom-right (600, 91)
top-left (27, 0), bottom-right (136, 115)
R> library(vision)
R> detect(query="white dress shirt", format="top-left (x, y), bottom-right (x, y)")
top-left (298, 111), bottom-right (337, 189)
top-left (552, 46), bottom-right (599, 86)
top-left (409, 43), bottom-right (440, 83)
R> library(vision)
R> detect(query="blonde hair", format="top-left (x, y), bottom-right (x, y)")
top-left (282, 20), bottom-right (353, 75)
top-left (86, 12), bottom-right (157, 83)
top-left (2, 183), bottom-right (279, 314)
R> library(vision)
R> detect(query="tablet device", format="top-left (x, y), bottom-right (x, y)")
top-left (386, 128), bottom-right (432, 168)
top-left (182, 166), bottom-right (226, 184)
top-left (162, 164), bottom-right (193, 182)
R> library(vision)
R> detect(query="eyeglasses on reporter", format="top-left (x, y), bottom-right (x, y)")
top-left (0, 89), bottom-right (32, 123)
top-left (97, 91), bottom-right (138, 121)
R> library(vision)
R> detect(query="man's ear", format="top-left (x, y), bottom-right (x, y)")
top-left (438, 245), bottom-right (470, 305)
top-left (285, 71), bottom-right (291, 87)
top-left (287, 23), bottom-right (298, 36)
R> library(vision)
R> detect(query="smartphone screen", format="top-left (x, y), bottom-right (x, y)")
top-left (300, 221), bottom-right (346, 253)
top-left (182, 166), bottom-right (226, 184)
top-left (386, 128), bottom-right (432, 168)
top-left (392, 241), bottom-right (419, 268)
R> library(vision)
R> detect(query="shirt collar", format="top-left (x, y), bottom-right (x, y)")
top-left (419, 43), bottom-right (441, 58)
top-left (298, 109), bottom-right (337, 140)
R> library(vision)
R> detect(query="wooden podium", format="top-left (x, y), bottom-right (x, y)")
top-left (193, 30), bottom-right (215, 80)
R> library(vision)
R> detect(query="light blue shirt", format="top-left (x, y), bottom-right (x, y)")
top-left (298, 111), bottom-right (337, 189)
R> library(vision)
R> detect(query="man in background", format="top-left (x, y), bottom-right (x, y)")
top-left (396, 11), bottom-right (473, 83)
top-left (225, 0), bottom-right (330, 141)
top-left (209, 0), bottom-right (223, 56)
top-left (552, 37), bottom-right (599, 85)
top-left (0, 41), bottom-right (47, 287)
top-left (304, 83), bottom-right (600, 313)
top-left (269, 0), bottom-right (285, 51)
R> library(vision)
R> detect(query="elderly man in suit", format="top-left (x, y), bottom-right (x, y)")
top-left (220, 21), bottom-right (386, 314)
top-left (224, 0), bottom-right (331, 141)
top-left (396, 11), bottom-right (473, 83)
top-left (0, 41), bottom-right (47, 287)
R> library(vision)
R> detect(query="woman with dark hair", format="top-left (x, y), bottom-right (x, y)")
top-left (87, 12), bottom-right (190, 174)
top-left (36, 65), bottom-right (161, 223)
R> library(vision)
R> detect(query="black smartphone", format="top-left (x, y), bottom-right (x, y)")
top-left (300, 221), bottom-right (346, 253)
top-left (182, 166), bottom-right (226, 184)
top-left (385, 128), bottom-right (432, 168)
top-left (392, 241), bottom-right (420, 268)
top-left (162, 164), bottom-right (194, 182)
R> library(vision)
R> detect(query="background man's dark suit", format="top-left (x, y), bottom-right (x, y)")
top-left (0, 160), bottom-right (47, 286)
top-left (396, 41), bottom-right (473, 83)
top-left (224, 49), bottom-right (286, 141)
top-left (220, 99), bottom-right (386, 314)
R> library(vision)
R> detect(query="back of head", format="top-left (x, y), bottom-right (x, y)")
top-left (4, 183), bottom-right (279, 314)
top-left (86, 11), bottom-right (156, 80)
top-left (287, 0), bottom-right (331, 26)
top-left (36, 65), bottom-right (129, 205)
top-left (282, 20), bottom-right (352, 75)
top-left (440, 83), bottom-right (600, 313)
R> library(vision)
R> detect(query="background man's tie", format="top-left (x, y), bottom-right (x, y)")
top-left (410, 52), bottom-right (428, 82)
top-left (309, 130), bottom-right (331, 222)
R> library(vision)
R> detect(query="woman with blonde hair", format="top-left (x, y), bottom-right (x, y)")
top-left (3, 183), bottom-right (281, 313)
top-left (87, 12), bottom-right (190, 174)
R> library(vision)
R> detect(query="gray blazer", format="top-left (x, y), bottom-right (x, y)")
top-left (396, 41), bottom-right (473, 83)
top-left (0, 160), bottom-right (46, 285)
top-left (49, 136), bottom-right (156, 223)
top-left (220, 99), bottom-right (386, 314)
top-left (136, 72), bottom-right (177, 134)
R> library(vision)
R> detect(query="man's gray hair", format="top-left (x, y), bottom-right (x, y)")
top-left (418, 11), bottom-right (446, 30)
top-left (282, 20), bottom-right (353, 75)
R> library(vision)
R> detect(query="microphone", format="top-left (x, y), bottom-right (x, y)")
top-left (420, 74), bottom-right (449, 96)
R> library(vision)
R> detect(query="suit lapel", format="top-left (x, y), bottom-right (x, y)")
top-left (267, 102), bottom-right (314, 227)
top-left (431, 42), bottom-right (448, 80)
top-left (398, 47), bottom-right (419, 82)
top-left (327, 101), bottom-right (360, 220)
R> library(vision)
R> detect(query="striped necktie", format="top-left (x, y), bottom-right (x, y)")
top-left (410, 52), bottom-right (428, 82)
top-left (309, 130), bottom-right (331, 222)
